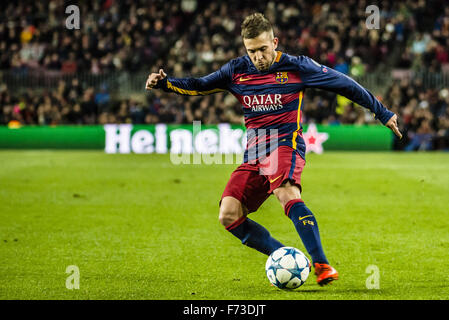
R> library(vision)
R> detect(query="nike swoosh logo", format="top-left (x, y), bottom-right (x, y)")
top-left (239, 77), bottom-right (252, 82)
top-left (269, 175), bottom-right (283, 184)
top-left (298, 215), bottom-right (313, 221)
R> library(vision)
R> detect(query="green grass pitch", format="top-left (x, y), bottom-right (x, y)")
top-left (1, 150), bottom-right (448, 300)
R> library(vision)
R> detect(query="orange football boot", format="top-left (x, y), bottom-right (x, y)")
top-left (314, 263), bottom-right (339, 286)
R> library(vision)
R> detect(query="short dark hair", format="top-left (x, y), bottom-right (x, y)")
top-left (241, 13), bottom-right (273, 39)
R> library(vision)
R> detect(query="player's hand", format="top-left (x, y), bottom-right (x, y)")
top-left (145, 69), bottom-right (167, 90)
top-left (385, 114), bottom-right (402, 139)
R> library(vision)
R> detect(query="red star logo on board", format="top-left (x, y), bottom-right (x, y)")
top-left (303, 123), bottom-right (329, 154)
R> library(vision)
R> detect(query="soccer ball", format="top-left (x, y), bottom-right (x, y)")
top-left (265, 246), bottom-right (311, 289)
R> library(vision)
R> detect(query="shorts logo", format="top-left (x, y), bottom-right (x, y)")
top-left (275, 72), bottom-right (288, 84)
top-left (269, 175), bottom-right (283, 184)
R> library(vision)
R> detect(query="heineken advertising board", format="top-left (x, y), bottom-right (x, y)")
top-left (0, 123), bottom-right (392, 153)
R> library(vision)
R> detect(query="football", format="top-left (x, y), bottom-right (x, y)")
top-left (265, 247), bottom-right (311, 289)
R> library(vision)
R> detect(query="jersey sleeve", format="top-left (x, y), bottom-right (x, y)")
top-left (297, 56), bottom-right (394, 125)
top-left (154, 61), bottom-right (233, 96)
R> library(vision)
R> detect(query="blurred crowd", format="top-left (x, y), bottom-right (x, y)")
top-left (385, 80), bottom-right (449, 151)
top-left (1, 0), bottom-right (449, 150)
top-left (0, 0), bottom-right (191, 73)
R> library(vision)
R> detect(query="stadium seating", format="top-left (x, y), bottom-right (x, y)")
top-left (0, 0), bottom-right (448, 150)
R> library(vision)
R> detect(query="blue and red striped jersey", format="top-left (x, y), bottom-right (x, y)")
top-left (155, 51), bottom-right (394, 162)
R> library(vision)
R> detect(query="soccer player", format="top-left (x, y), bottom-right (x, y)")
top-left (146, 13), bottom-right (402, 286)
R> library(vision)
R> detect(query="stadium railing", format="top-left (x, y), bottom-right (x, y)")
top-left (3, 69), bottom-right (448, 96)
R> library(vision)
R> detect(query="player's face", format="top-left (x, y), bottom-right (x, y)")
top-left (243, 31), bottom-right (279, 72)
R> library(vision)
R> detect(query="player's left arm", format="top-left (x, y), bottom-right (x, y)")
top-left (298, 56), bottom-right (402, 138)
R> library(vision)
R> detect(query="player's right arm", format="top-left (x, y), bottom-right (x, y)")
top-left (145, 62), bottom-right (232, 96)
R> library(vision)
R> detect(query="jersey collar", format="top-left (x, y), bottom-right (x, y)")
top-left (274, 51), bottom-right (283, 63)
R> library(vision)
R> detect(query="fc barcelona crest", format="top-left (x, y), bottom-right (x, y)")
top-left (275, 72), bottom-right (288, 84)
